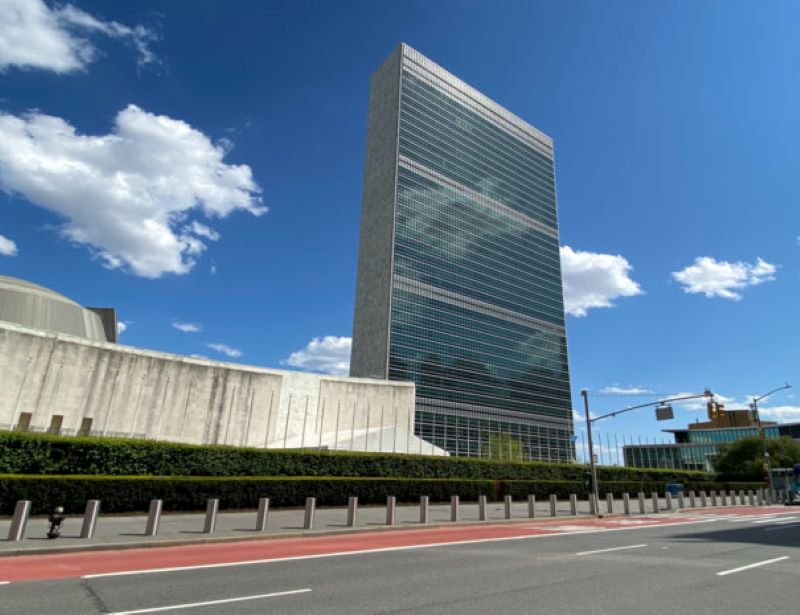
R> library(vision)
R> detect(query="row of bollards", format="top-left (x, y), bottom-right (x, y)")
top-left (4, 488), bottom-right (774, 541)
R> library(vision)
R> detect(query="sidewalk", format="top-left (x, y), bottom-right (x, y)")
top-left (0, 496), bottom-right (643, 556)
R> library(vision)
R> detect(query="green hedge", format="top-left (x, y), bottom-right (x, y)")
top-left (0, 474), bottom-right (765, 515)
top-left (0, 431), bottom-right (713, 483)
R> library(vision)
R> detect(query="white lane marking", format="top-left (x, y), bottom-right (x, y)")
top-left (0, 581), bottom-right (9, 585)
top-left (769, 517), bottom-right (800, 524)
top-left (80, 516), bottom-right (767, 580)
top-left (576, 544), bottom-right (647, 556)
top-left (107, 588), bottom-right (311, 614)
top-left (752, 517), bottom-right (784, 524)
top-left (717, 556), bottom-right (790, 577)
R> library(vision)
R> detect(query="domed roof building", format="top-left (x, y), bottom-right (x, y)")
top-left (0, 275), bottom-right (116, 342)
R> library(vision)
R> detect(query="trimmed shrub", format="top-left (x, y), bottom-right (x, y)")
top-left (0, 474), bottom-right (764, 515)
top-left (0, 431), bottom-right (713, 484)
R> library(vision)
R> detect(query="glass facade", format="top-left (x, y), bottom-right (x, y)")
top-left (624, 426), bottom-right (784, 471)
top-left (352, 45), bottom-right (573, 460)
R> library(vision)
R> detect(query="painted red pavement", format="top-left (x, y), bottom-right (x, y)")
top-left (0, 508), bottom-right (787, 584)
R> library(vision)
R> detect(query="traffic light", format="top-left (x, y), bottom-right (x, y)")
top-left (707, 401), bottom-right (725, 420)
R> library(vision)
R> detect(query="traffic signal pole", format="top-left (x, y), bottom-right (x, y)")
top-left (581, 389), bottom-right (714, 517)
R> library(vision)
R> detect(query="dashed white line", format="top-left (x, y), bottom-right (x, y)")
top-left (106, 588), bottom-right (312, 614)
top-left (717, 556), bottom-right (790, 577)
top-left (576, 544), bottom-right (647, 556)
top-left (0, 581), bottom-right (9, 586)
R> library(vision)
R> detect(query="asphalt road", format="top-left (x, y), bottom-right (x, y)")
top-left (2, 509), bottom-right (798, 614)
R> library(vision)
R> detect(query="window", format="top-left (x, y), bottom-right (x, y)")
top-left (15, 412), bottom-right (32, 432)
top-left (48, 415), bottom-right (63, 435)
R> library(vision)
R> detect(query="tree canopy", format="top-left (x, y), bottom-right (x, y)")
top-left (712, 436), bottom-right (800, 480)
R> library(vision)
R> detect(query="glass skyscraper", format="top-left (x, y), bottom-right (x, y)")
top-left (350, 44), bottom-right (574, 461)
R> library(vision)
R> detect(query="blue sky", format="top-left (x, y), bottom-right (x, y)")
top-left (0, 0), bottom-right (798, 447)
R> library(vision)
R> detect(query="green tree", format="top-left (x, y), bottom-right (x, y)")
top-left (712, 436), bottom-right (800, 480)
top-left (483, 433), bottom-right (524, 462)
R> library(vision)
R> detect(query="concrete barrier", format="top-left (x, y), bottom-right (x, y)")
top-left (145, 499), bottom-right (162, 537)
top-left (478, 495), bottom-right (488, 521)
top-left (678, 492), bottom-right (685, 509)
top-left (203, 498), bottom-right (218, 534)
top-left (504, 495), bottom-right (513, 520)
top-left (80, 500), bottom-right (100, 539)
top-left (420, 496), bottom-right (430, 524)
top-left (590, 494), bottom-right (598, 516)
top-left (748, 490), bottom-right (755, 506)
top-left (757, 489), bottom-right (764, 507)
top-left (386, 496), bottom-right (396, 526)
top-left (721, 491), bottom-right (728, 506)
top-left (255, 497), bottom-right (270, 531)
top-left (606, 493), bottom-right (614, 514)
top-left (304, 497), bottom-right (316, 530)
top-left (700, 491), bottom-right (707, 508)
top-left (739, 490), bottom-right (746, 505)
top-left (527, 495), bottom-right (536, 518)
top-left (638, 492), bottom-right (646, 515)
top-left (450, 495), bottom-right (460, 522)
top-left (550, 494), bottom-right (557, 517)
top-left (347, 496), bottom-right (358, 527)
top-left (710, 491), bottom-right (717, 507)
top-left (623, 493), bottom-right (630, 515)
top-left (689, 491), bottom-right (696, 508)
top-left (651, 492), bottom-right (659, 513)
top-left (7, 500), bottom-right (31, 542)
top-left (665, 492), bottom-right (672, 510)
top-left (569, 494), bottom-right (578, 516)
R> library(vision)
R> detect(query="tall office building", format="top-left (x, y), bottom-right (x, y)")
top-left (350, 44), bottom-right (573, 460)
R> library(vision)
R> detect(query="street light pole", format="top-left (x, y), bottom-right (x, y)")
top-left (751, 383), bottom-right (792, 495)
top-left (582, 390), bottom-right (599, 514)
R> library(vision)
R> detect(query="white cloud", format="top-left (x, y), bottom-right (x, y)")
top-left (283, 336), bottom-right (351, 376)
top-left (207, 343), bottom-right (242, 358)
top-left (0, 0), bottom-right (158, 73)
top-left (116, 321), bottom-right (128, 335)
top-left (0, 105), bottom-right (264, 277)
top-left (560, 246), bottom-right (643, 317)
top-left (758, 406), bottom-right (800, 422)
top-left (672, 256), bottom-right (776, 300)
top-left (172, 321), bottom-right (202, 333)
top-left (598, 386), bottom-right (654, 395)
top-left (0, 232), bottom-right (17, 255)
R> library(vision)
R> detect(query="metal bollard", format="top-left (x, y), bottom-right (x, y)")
top-left (386, 496), bottom-right (396, 526)
top-left (678, 492), bottom-right (685, 509)
top-left (304, 497), bottom-right (316, 530)
top-left (80, 500), bottom-right (101, 539)
top-left (569, 494), bottom-right (578, 516)
top-left (255, 497), bottom-right (270, 531)
top-left (478, 495), bottom-right (488, 521)
top-left (606, 493), bottom-right (614, 514)
top-left (739, 490), bottom-right (745, 505)
top-left (710, 491), bottom-right (717, 507)
top-left (450, 495), bottom-right (460, 522)
top-left (590, 494), bottom-right (598, 516)
top-left (203, 498), bottom-right (219, 534)
top-left (420, 495), bottom-right (429, 524)
top-left (623, 493), bottom-right (631, 515)
top-left (504, 495), bottom-right (513, 520)
top-left (7, 500), bottom-right (32, 542)
top-left (550, 494), bottom-right (557, 517)
top-left (144, 499), bottom-right (162, 537)
top-left (665, 492), bottom-right (672, 511)
top-left (748, 490), bottom-right (755, 506)
top-left (757, 489), bottom-right (764, 507)
top-left (638, 492), bottom-right (646, 515)
top-left (347, 496), bottom-right (358, 527)
top-left (689, 491), bottom-right (696, 508)
top-left (700, 491), bottom-right (707, 508)
top-left (527, 494), bottom-right (536, 518)
top-left (652, 492), bottom-right (659, 513)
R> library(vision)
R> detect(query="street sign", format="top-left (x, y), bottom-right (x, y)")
top-left (655, 405), bottom-right (674, 421)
